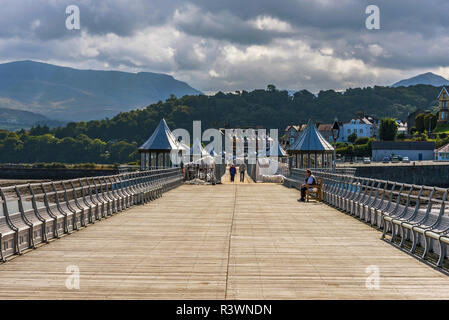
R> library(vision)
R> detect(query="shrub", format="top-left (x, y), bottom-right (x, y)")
top-left (396, 132), bottom-right (407, 140)
top-left (347, 132), bottom-right (358, 143)
top-left (412, 132), bottom-right (428, 141)
top-left (354, 137), bottom-right (370, 145)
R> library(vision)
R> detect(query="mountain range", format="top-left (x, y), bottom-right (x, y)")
top-left (0, 107), bottom-right (65, 131)
top-left (0, 60), bottom-right (201, 122)
top-left (1, 60), bottom-right (449, 131)
top-left (391, 72), bottom-right (449, 88)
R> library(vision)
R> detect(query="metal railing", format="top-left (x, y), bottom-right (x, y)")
top-left (285, 168), bottom-right (449, 269)
top-left (284, 167), bottom-right (356, 188)
top-left (0, 168), bottom-right (184, 262)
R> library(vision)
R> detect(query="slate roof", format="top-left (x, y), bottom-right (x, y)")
top-left (371, 141), bottom-right (435, 150)
top-left (317, 124), bottom-right (333, 131)
top-left (285, 125), bottom-right (301, 132)
top-left (438, 87), bottom-right (449, 99)
top-left (435, 143), bottom-right (449, 153)
top-left (139, 119), bottom-right (180, 151)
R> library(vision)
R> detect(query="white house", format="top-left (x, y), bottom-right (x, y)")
top-left (435, 143), bottom-right (449, 161)
top-left (339, 116), bottom-right (377, 142)
top-left (396, 120), bottom-right (408, 135)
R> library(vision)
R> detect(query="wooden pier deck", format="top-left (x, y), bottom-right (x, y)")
top-left (1, 183), bottom-right (449, 300)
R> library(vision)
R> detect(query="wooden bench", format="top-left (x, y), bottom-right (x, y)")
top-left (306, 179), bottom-right (322, 202)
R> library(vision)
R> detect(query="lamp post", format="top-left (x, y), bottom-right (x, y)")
top-left (331, 120), bottom-right (340, 173)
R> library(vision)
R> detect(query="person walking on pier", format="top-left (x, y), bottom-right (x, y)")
top-left (299, 169), bottom-right (316, 202)
top-left (239, 163), bottom-right (246, 182)
top-left (230, 164), bottom-right (237, 182)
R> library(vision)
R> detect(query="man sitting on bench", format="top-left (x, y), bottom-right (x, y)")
top-left (298, 169), bottom-right (316, 202)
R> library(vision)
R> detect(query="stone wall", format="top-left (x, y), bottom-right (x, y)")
top-left (355, 164), bottom-right (449, 187)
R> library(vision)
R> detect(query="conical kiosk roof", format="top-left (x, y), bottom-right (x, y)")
top-left (289, 119), bottom-right (334, 152)
top-left (139, 119), bottom-right (179, 151)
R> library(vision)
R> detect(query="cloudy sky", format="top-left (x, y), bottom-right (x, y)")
top-left (1, 0), bottom-right (449, 93)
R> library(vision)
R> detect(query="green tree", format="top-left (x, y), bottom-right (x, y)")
top-left (415, 113), bottom-right (426, 133)
top-left (379, 118), bottom-right (398, 141)
top-left (397, 132), bottom-right (407, 140)
top-left (347, 132), bottom-right (358, 143)
top-left (424, 113), bottom-right (437, 132)
top-left (267, 84), bottom-right (277, 92)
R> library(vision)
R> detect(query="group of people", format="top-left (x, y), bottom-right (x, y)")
top-left (229, 163), bottom-right (246, 182)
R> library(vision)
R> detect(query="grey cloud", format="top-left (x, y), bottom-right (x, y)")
top-left (173, 4), bottom-right (296, 45)
top-left (0, 0), bottom-right (449, 94)
top-left (0, 0), bottom-right (180, 40)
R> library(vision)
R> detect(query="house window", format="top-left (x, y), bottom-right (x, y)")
top-left (443, 101), bottom-right (447, 109)
top-left (347, 129), bottom-right (351, 133)
top-left (3, 241), bottom-right (8, 250)
top-left (360, 129), bottom-right (363, 133)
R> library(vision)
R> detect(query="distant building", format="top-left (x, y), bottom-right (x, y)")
top-left (435, 143), bottom-right (449, 161)
top-left (339, 116), bottom-right (378, 142)
top-left (316, 123), bottom-right (334, 143)
top-left (396, 120), bottom-right (408, 135)
top-left (296, 123), bottom-right (335, 143)
top-left (285, 125), bottom-right (301, 147)
top-left (437, 87), bottom-right (449, 124)
top-left (371, 141), bottom-right (435, 161)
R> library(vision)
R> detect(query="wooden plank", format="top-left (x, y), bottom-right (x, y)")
top-left (0, 183), bottom-right (449, 299)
